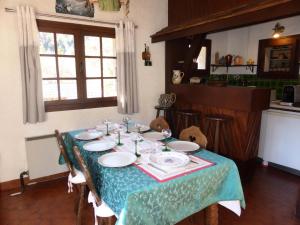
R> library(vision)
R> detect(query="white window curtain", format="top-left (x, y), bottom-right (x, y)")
top-left (17, 5), bottom-right (45, 123)
top-left (115, 21), bottom-right (139, 114)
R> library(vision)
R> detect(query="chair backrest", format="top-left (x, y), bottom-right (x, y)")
top-left (150, 116), bottom-right (170, 132)
top-left (54, 130), bottom-right (76, 177)
top-left (179, 126), bottom-right (208, 148)
top-left (73, 146), bottom-right (102, 205)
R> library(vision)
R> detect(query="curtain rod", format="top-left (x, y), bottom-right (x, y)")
top-left (4, 7), bottom-right (137, 28)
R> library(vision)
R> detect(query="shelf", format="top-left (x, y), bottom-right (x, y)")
top-left (211, 64), bottom-right (257, 73)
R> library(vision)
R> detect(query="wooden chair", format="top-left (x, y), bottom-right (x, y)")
top-left (155, 105), bottom-right (171, 118)
top-left (149, 116), bottom-right (170, 132)
top-left (73, 146), bottom-right (116, 225)
top-left (54, 130), bottom-right (86, 225)
top-left (176, 110), bottom-right (201, 136)
top-left (204, 114), bottom-right (232, 154)
top-left (179, 126), bottom-right (208, 148)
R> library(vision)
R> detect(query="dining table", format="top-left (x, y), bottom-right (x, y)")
top-left (60, 126), bottom-right (246, 225)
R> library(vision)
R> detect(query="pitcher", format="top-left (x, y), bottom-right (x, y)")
top-left (172, 70), bottom-right (184, 84)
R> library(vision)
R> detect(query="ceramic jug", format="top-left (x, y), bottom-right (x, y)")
top-left (172, 70), bottom-right (184, 84)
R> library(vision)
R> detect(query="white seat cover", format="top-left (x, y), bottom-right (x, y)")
top-left (70, 168), bottom-right (86, 184)
top-left (67, 168), bottom-right (86, 193)
top-left (88, 191), bottom-right (115, 225)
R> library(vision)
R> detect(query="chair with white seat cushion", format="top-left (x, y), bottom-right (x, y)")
top-left (73, 146), bottom-right (116, 225)
top-left (54, 130), bottom-right (86, 225)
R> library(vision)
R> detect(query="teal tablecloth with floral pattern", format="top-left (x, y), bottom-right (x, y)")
top-left (62, 129), bottom-right (245, 225)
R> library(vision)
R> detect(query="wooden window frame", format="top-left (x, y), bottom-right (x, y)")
top-left (37, 20), bottom-right (117, 112)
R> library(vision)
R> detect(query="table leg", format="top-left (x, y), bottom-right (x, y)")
top-left (296, 188), bottom-right (300, 218)
top-left (205, 204), bottom-right (218, 225)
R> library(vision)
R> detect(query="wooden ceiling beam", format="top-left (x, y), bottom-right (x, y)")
top-left (151, 0), bottom-right (300, 43)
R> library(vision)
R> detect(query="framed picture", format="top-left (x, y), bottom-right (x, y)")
top-left (56, 0), bottom-right (94, 18)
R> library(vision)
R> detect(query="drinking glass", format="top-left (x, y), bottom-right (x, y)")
top-left (103, 119), bottom-right (111, 136)
top-left (161, 129), bottom-right (172, 151)
top-left (131, 133), bottom-right (143, 157)
top-left (122, 116), bottom-right (130, 133)
top-left (116, 126), bottom-right (124, 146)
top-left (135, 123), bottom-right (142, 134)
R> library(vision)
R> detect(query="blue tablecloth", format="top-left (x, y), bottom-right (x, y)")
top-left (62, 129), bottom-right (245, 225)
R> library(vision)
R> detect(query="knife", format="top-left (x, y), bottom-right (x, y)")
top-left (148, 163), bottom-right (168, 174)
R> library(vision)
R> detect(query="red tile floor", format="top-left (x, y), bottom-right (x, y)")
top-left (1, 166), bottom-right (300, 225)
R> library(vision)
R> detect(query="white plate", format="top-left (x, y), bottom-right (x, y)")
top-left (167, 141), bottom-right (200, 152)
top-left (96, 123), bottom-right (118, 132)
top-left (149, 152), bottom-right (190, 168)
top-left (74, 131), bottom-right (103, 141)
top-left (142, 131), bottom-right (165, 141)
top-left (129, 125), bottom-right (150, 133)
top-left (83, 140), bottom-right (116, 152)
top-left (98, 152), bottom-right (137, 167)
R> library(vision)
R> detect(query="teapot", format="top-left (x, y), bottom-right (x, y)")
top-left (158, 93), bottom-right (176, 108)
top-left (172, 70), bottom-right (184, 84)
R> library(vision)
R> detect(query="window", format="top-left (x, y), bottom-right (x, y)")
top-left (37, 20), bottom-right (117, 112)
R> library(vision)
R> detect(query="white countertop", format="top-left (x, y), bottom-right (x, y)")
top-left (269, 101), bottom-right (300, 112)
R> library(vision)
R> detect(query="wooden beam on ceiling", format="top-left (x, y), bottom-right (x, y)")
top-left (151, 0), bottom-right (300, 43)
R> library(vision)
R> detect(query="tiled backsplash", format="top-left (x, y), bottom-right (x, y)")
top-left (209, 74), bottom-right (300, 99)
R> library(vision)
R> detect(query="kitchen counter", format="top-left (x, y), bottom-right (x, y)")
top-left (169, 84), bottom-right (270, 112)
top-left (270, 101), bottom-right (300, 113)
top-left (168, 84), bottom-right (271, 181)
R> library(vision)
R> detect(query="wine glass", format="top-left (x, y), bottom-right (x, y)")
top-left (161, 129), bottom-right (172, 151)
top-left (122, 116), bottom-right (130, 133)
top-left (131, 133), bottom-right (143, 157)
top-left (135, 123), bottom-right (142, 134)
top-left (116, 125), bottom-right (124, 146)
top-left (103, 119), bottom-right (111, 136)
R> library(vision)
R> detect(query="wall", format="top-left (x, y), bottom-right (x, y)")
top-left (208, 15), bottom-right (300, 75)
top-left (0, 0), bottom-right (168, 182)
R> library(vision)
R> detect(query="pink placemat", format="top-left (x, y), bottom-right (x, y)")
top-left (134, 155), bottom-right (215, 182)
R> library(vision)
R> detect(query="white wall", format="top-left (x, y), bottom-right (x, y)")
top-left (208, 15), bottom-right (300, 75)
top-left (0, 0), bottom-right (168, 182)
